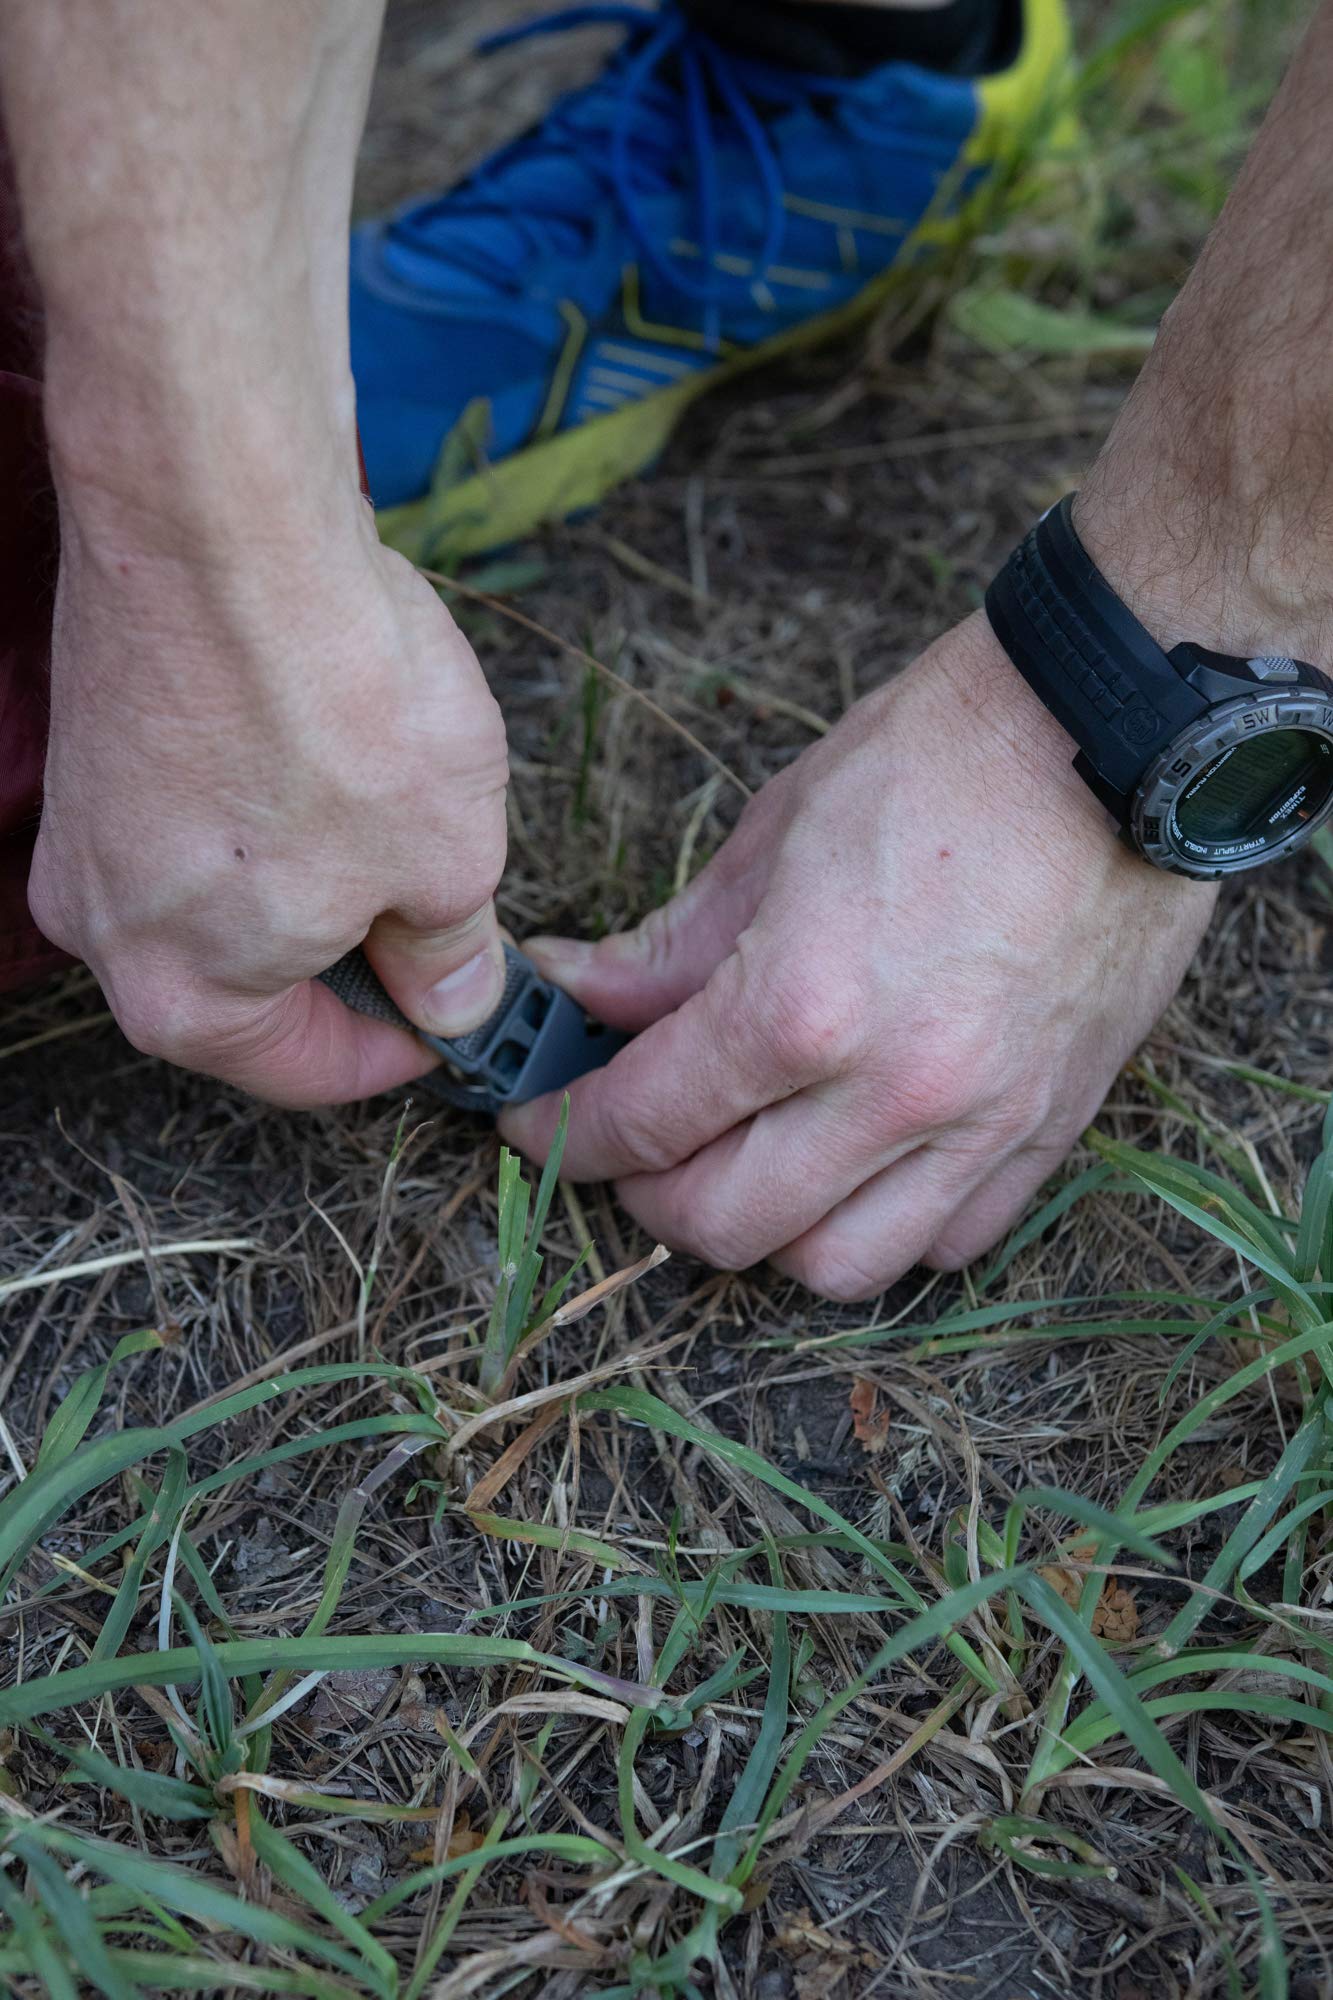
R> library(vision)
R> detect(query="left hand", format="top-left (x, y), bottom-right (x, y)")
top-left (500, 611), bottom-right (1216, 1300)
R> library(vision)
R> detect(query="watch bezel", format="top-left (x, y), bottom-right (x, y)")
top-left (1130, 689), bottom-right (1333, 878)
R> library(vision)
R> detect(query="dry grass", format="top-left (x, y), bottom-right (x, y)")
top-left (3, 2), bottom-right (1332, 1995)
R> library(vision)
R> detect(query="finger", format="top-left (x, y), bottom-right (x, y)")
top-left (166, 977), bottom-right (440, 1109)
top-left (610, 1077), bottom-right (920, 1274)
top-left (500, 936), bottom-right (844, 1182)
top-left (922, 1146), bottom-right (1066, 1273)
top-left (769, 1144), bottom-right (996, 1302)
top-left (521, 806), bottom-right (771, 1032)
top-left (363, 899), bottom-right (506, 1038)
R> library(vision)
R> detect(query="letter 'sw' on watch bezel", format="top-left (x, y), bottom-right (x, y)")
top-left (984, 493), bottom-right (1333, 880)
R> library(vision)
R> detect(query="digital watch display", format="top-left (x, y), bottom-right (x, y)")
top-left (985, 494), bottom-right (1333, 880)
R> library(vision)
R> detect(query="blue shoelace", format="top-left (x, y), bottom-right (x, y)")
top-left (386, 5), bottom-right (854, 330)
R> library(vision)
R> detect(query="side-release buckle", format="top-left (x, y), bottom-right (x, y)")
top-left (319, 942), bottom-right (626, 1115)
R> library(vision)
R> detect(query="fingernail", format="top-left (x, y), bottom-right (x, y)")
top-left (420, 946), bottom-right (505, 1037)
top-left (523, 935), bottom-right (593, 981)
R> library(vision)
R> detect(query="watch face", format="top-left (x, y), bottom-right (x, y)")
top-left (1132, 692), bottom-right (1333, 877)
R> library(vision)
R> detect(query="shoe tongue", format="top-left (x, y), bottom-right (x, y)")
top-left (383, 69), bottom-right (672, 298)
top-left (384, 152), bottom-right (597, 297)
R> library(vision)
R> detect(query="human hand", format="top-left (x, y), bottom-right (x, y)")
top-left (500, 612), bottom-right (1215, 1300)
top-left (30, 509), bottom-right (508, 1106)
top-left (2, 0), bottom-right (512, 1107)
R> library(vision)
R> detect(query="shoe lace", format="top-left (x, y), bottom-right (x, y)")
top-left (386, 5), bottom-right (851, 326)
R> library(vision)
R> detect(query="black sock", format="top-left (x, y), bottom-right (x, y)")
top-left (681, 0), bottom-right (1019, 78)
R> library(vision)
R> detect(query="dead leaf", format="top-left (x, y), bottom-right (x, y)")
top-left (1039, 1544), bottom-right (1138, 1642)
top-left (779, 1907), bottom-right (879, 1998)
top-left (1092, 1583), bottom-right (1139, 1644)
top-left (778, 1910), bottom-right (857, 1960)
top-left (793, 1962), bottom-right (850, 2000)
top-left (407, 1812), bottom-right (485, 1864)
top-left (216, 1809), bottom-right (271, 1903)
top-left (552, 1244), bottom-right (670, 1325)
top-left (1037, 1541), bottom-right (1096, 1607)
top-left (849, 1377), bottom-right (890, 1455)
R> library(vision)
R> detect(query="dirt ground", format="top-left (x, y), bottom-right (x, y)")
top-left (4, 3), bottom-right (1333, 1996)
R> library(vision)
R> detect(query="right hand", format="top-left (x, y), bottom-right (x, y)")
top-left (30, 509), bottom-right (509, 1107)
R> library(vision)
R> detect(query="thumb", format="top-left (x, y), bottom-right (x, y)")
top-left (363, 900), bottom-right (507, 1038)
top-left (522, 846), bottom-right (762, 1033)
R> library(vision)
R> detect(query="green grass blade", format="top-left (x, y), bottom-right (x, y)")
top-left (1158, 1291), bottom-right (1274, 1406)
top-left (977, 1163), bottom-right (1116, 1288)
top-left (89, 1458), bottom-right (189, 1669)
top-left (1060, 1687), bottom-right (1333, 1758)
top-left (248, 1812), bottom-right (397, 2000)
top-left (51, 1415), bottom-right (441, 1601)
top-left (42, 1953), bottom-right (358, 1998)
top-left (172, 1596), bottom-right (236, 1767)
top-left (360, 1833), bottom-right (618, 1922)
top-left (1154, 1406), bottom-right (1327, 1655)
top-left (737, 1566), bottom-right (1027, 1877)
top-left (0, 1864), bottom-right (80, 2000)
top-left (11, 1822), bottom-right (381, 1989)
top-left (18, 1841), bottom-right (144, 2000)
top-left (1003, 1485), bottom-right (1176, 1571)
top-left (249, 1484), bottom-right (368, 1726)
top-left (35, 1329), bottom-right (169, 1473)
top-left (465, 1507), bottom-right (644, 1572)
top-left (1064, 1649), bottom-right (1333, 1758)
top-left (0, 1426), bottom-right (187, 1600)
top-left (1239, 1488), bottom-right (1333, 1587)
top-left (1296, 1136), bottom-right (1333, 1282)
top-left (616, 1704), bottom-right (742, 1912)
top-left (582, 1386), bottom-right (1001, 1692)
top-left (1022, 1568), bottom-right (1287, 1997)
top-left (404, 1806), bottom-right (511, 2000)
top-left (1086, 1134), bottom-right (1313, 1327)
top-left (716, 1546), bottom-right (791, 1884)
top-left (30, 1725), bottom-right (214, 1821)
top-left (0, 1631), bottom-right (673, 1726)
top-left (981, 1813), bottom-right (1115, 1881)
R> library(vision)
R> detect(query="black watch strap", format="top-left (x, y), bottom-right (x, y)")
top-left (985, 494), bottom-right (1208, 809)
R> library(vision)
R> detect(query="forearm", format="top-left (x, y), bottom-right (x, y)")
top-left (0, 0), bottom-right (382, 557)
top-left (1079, 0), bottom-right (1333, 660)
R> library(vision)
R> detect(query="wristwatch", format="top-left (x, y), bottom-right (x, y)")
top-left (985, 493), bottom-right (1333, 878)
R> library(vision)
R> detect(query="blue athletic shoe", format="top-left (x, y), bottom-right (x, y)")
top-left (350, 0), bottom-right (1073, 561)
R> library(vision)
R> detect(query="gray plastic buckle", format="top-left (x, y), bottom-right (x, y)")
top-left (319, 942), bottom-right (626, 1115)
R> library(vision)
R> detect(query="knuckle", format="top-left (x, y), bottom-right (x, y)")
top-left (598, 1087), bottom-right (681, 1176)
top-left (113, 984), bottom-right (197, 1062)
top-left (684, 1217), bottom-right (762, 1275)
top-left (25, 861), bottom-right (79, 959)
top-left (629, 899), bottom-right (686, 980)
top-left (882, 1023), bottom-right (996, 1136)
top-left (740, 961), bottom-right (865, 1084)
top-left (923, 1236), bottom-right (971, 1275)
top-left (794, 1238), bottom-right (885, 1304)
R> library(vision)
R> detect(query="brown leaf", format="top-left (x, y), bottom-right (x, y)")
top-left (777, 1909), bottom-right (858, 1960)
top-left (1037, 1541), bottom-right (1096, 1608)
top-left (1092, 1582), bottom-right (1139, 1644)
top-left (216, 1811), bottom-right (271, 1904)
top-left (849, 1376), bottom-right (890, 1455)
top-left (793, 1962), bottom-right (850, 2000)
top-left (407, 1813), bottom-right (486, 1864)
top-left (1039, 1543), bottom-right (1139, 1642)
